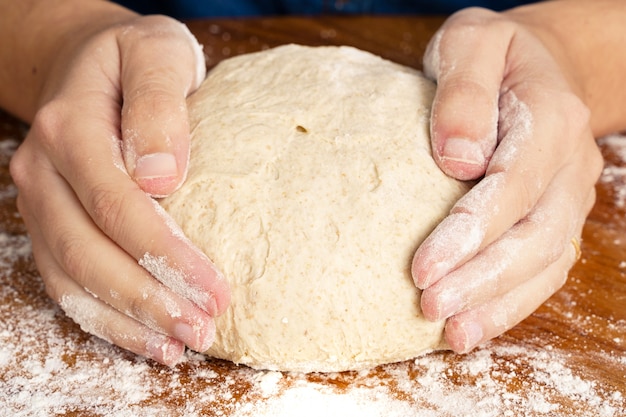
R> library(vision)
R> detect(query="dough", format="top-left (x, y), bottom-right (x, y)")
top-left (160, 44), bottom-right (471, 372)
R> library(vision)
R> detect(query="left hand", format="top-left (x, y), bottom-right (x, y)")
top-left (9, 12), bottom-right (230, 365)
top-left (412, 7), bottom-right (603, 353)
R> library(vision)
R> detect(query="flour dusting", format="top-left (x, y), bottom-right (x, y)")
top-left (1, 127), bottom-right (626, 415)
top-left (139, 252), bottom-right (216, 315)
top-left (1, 219), bottom-right (624, 416)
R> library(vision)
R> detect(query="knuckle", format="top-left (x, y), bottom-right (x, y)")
top-left (448, 7), bottom-right (499, 28)
top-left (8, 145), bottom-right (30, 190)
top-left (514, 179), bottom-right (537, 220)
top-left (562, 93), bottom-right (591, 136)
top-left (121, 15), bottom-right (181, 40)
top-left (29, 101), bottom-right (67, 151)
top-left (55, 231), bottom-right (92, 285)
top-left (123, 285), bottom-right (163, 331)
top-left (124, 291), bottom-right (147, 321)
top-left (124, 86), bottom-right (183, 122)
top-left (40, 267), bottom-right (66, 304)
top-left (118, 15), bottom-right (192, 65)
top-left (88, 183), bottom-right (128, 240)
top-left (118, 16), bottom-right (200, 93)
top-left (9, 102), bottom-right (66, 189)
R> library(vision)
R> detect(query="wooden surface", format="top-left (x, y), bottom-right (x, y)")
top-left (1, 16), bottom-right (625, 416)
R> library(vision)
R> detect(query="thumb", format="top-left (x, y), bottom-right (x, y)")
top-left (118, 16), bottom-right (206, 197)
top-left (423, 9), bottom-right (510, 181)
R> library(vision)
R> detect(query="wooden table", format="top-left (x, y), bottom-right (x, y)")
top-left (1, 16), bottom-right (625, 417)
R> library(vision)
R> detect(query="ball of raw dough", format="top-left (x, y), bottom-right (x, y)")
top-left (160, 44), bottom-right (471, 372)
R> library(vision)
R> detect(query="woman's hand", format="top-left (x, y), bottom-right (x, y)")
top-left (9, 12), bottom-right (230, 365)
top-left (412, 6), bottom-right (604, 353)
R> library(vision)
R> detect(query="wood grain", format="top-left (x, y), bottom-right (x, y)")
top-left (1, 16), bottom-right (624, 416)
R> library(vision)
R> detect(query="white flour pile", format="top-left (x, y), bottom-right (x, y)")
top-left (1, 132), bottom-right (625, 416)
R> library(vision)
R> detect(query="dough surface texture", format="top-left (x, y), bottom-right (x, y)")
top-left (160, 44), bottom-right (471, 372)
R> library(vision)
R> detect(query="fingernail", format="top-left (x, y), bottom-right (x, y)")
top-left (174, 322), bottom-right (197, 349)
top-left (417, 261), bottom-right (447, 289)
top-left (174, 320), bottom-right (215, 352)
top-left (146, 334), bottom-right (184, 366)
top-left (207, 296), bottom-right (218, 317)
top-left (135, 152), bottom-right (178, 179)
top-left (442, 138), bottom-right (485, 167)
top-left (459, 321), bottom-right (483, 352)
top-left (436, 291), bottom-right (463, 320)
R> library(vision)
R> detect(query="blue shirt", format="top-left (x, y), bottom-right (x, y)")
top-left (115, 0), bottom-right (535, 19)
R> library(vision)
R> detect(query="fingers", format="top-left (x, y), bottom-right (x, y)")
top-left (416, 8), bottom-right (605, 352)
top-left (12, 139), bottom-right (217, 363)
top-left (414, 122), bottom-right (601, 353)
top-left (415, 22), bottom-right (596, 289)
top-left (413, 89), bottom-right (589, 290)
top-left (443, 241), bottom-right (579, 353)
top-left (10, 23), bottom-right (229, 359)
top-left (27, 216), bottom-right (186, 366)
top-left (117, 16), bottom-right (206, 197)
top-left (419, 141), bottom-right (598, 323)
top-left (423, 9), bottom-right (511, 181)
top-left (27, 70), bottom-right (230, 317)
top-left (8, 15), bottom-right (223, 365)
top-left (78, 122), bottom-right (229, 316)
top-left (431, 166), bottom-right (596, 353)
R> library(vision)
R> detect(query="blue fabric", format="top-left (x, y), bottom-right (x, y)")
top-left (114, 0), bottom-right (535, 19)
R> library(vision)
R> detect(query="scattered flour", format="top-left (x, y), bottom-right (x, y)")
top-left (1, 131), bottom-right (626, 416)
top-left (1, 228), bottom-right (624, 417)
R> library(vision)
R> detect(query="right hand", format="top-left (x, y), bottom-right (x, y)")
top-left (10, 13), bottom-right (230, 366)
top-left (411, 7), bottom-right (603, 353)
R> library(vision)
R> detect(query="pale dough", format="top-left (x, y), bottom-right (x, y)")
top-left (160, 44), bottom-right (471, 372)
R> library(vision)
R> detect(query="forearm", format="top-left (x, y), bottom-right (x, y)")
top-left (0, 0), bottom-right (136, 122)
top-left (506, 0), bottom-right (626, 137)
